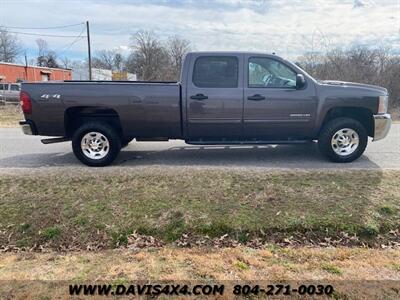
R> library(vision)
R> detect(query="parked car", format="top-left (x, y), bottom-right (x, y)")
top-left (19, 51), bottom-right (391, 166)
top-left (0, 82), bottom-right (21, 103)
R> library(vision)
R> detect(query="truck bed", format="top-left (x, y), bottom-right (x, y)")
top-left (22, 81), bottom-right (182, 138)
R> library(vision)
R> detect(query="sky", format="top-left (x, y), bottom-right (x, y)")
top-left (0, 0), bottom-right (399, 63)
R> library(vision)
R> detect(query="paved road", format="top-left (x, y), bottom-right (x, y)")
top-left (0, 125), bottom-right (399, 170)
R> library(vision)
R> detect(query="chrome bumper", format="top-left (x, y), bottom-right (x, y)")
top-left (373, 114), bottom-right (391, 141)
top-left (19, 120), bottom-right (34, 135)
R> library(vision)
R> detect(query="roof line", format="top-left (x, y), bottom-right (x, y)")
top-left (0, 61), bottom-right (71, 71)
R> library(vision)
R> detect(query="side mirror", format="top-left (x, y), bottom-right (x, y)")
top-left (296, 74), bottom-right (306, 89)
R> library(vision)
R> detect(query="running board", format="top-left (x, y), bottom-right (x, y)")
top-left (136, 137), bottom-right (169, 142)
top-left (186, 140), bottom-right (311, 145)
top-left (41, 137), bottom-right (70, 144)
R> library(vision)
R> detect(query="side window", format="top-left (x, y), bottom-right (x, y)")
top-left (0, 84), bottom-right (3, 91)
top-left (11, 84), bottom-right (20, 91)
top-left (249, 57), bottom-right (297, 88)
top-left (193, 56), bottom-right (238, 88)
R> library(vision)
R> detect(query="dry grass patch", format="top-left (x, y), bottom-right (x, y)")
top-left (1, 246), bottom-right (399, 281)
top-left (0, 104), bottom-right (22, 127)
top-left (0, 246), bottom-right (399, 299)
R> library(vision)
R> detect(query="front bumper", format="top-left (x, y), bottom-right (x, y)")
top-left (373, 114), bottom-right (391, 141)
top-left (19, 120), bottom-right (37, 135)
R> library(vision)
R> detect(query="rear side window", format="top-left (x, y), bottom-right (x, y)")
top-left (11, 84), bottom-right (20, 91)
top-left (0, 84), bottom-right (3, 91)
top-left (193, 56), bottom-right (238, 88)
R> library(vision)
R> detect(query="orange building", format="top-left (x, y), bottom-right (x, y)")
top-left (0, 62), bottom-right (71, 83)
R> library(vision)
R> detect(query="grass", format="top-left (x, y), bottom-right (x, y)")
top-left (321, 264), bottom-right (342, 275)
top-left (0, 247), bottom-right (399, 298)
top-left (0, 104), bottom-right (22, 127)
top-left (2, 246), bottom-right (398, 281)
top-left (0, 169), bottom-right (399, 250)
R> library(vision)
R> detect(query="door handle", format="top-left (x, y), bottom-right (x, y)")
top-left (190, 93), bottom-right (208, 100)
top-left (247, 94), bottom-right (266, 101)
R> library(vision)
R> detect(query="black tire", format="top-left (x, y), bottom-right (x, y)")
top-left (318, 117), bottom-right (368, 163)
top-left (72, 122), bottom-right (121, 167)
top-left (121, 137), bottom-right (134, 148)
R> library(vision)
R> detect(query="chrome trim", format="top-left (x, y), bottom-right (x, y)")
top-left (331, 128), bottom-right (359, 156)
top-left (378, 95), bottom-right (389, 114)
top-left (81, 131), bottom-right (110, 160)
top-left (373, 114), bottom-right (391, 141)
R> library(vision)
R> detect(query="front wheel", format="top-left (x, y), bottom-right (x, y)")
top-left (72, 122), bottom-right (121, 167)
top-left (318, 117), bottom-right (368, 163)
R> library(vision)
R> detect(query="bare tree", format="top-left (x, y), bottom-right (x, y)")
top-left (44, 51), bottom-right (59, 68)
top-left (36, 39), bottom-right (48, 60)
top-left (35, 39), bottom-right (60, 68)
top-left (92, 49), bottom-right (115, 70)
top-left (166, 35), bottom-right (190, 79)
top-left (92, 49), bottom-right (125, 72)
top-left (127, 30), bottom-right (170, 81)
top-left (60, 56), bottom-right (71, 69)
top-left (113, 53), bottom-right (124, 72)
top-left (297, 47), bottom-right (400, 115)
top-left (0, 28), bottom-right (21, 62)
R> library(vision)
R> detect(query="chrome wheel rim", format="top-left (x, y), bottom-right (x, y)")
top-left (81, 132), bottom-right (110, 160)
top-left (331, 128), bottom-right (359, 156)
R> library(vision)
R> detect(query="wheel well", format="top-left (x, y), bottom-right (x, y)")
top-left (64, 106), bottom-right (123, 137)
top-left (321, 107), bottom-right (374, 137)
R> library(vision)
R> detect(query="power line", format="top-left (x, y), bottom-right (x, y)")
top-left (1, 23), bottom-right (85, 30)
top-left (56, 27), bottom-right (86, 54)
top-left (5, 30), bottom-right (86, 38)
top-left (5, 30), bottom-right (87, 38)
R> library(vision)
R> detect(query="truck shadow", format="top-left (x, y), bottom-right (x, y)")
top-left (117, 142), bottom-right (381, 169)
top-left (0, 141), bottom-right (381, 169)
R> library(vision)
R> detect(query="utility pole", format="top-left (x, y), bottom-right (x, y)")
top-left (24, 51), bottom-right (28, 80)
top-left (86, 21), bottom-right (92, 80)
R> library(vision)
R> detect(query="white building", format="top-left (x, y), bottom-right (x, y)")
top-left (72, 65), bottom-right (136, 81)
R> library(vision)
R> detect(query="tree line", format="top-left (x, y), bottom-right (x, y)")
top-left (0, 27), bottom-right (399, 113)
top-left (0, 28), bottom-right (190, 81)
top-left (297, 47), bottom-right (400, 114)
top-left (92, 31), bottom-right (190, 81)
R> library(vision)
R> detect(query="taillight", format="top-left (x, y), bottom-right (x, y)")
top-left (20, 91), bottom-right (32, 114)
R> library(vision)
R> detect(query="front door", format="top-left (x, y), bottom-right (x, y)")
top-left (186, 54), bottom-right (243, 140)
top-left (243, 55), bottom-right (317, 139)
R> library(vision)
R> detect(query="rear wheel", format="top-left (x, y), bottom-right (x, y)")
top-left (72, 122), bottom-right (121, 167)
top-left (318, 117), bottom-right (368, 163)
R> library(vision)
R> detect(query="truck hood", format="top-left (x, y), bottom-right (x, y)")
top-left (319, 80), bottom-right (388, 95)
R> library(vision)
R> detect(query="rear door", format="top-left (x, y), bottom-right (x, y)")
top-left (243, 55), bottom-right (317, 139)
top-left (9, 84), bottom-right (20, 102)
top-left (186, 54), bottom-right (243, 140)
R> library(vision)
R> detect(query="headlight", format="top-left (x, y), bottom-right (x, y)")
top-left (378, 95), bottom-right (388, 114)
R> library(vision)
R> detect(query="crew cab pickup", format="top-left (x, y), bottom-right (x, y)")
top-left (19, 52), bottom-right (391, 166)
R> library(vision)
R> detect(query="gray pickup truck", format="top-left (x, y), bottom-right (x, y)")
top-left (0, 82), bottom-right (20, 103)
top-left (19, 51), bottom-right (391, 166)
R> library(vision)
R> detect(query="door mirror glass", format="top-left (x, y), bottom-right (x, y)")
top-left (296, 74), bottom-right (306, 89)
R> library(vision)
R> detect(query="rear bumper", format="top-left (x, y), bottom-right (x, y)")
top-left (19, 120), bottom-right (37, 135)
top-left (373, 114), bottom-right (391, 141)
